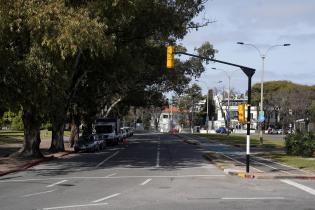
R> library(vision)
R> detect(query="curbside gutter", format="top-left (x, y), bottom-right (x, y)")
top-left (0, 151), bottom-right (72, 177)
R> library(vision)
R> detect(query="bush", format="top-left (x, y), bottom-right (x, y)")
top-left (41, 122), bottom-right (52, 131)
top-left (285, 131), bottom-right (315, 157)
top-left (11, 111), bottom-right (24, 130)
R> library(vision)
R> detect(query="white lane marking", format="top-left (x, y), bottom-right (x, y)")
top-left (106, 173), bottom-right (116, 177)
top-left (46, 180), bottom-right (67, 188)
top-left (156, 142), bottom-right (160, 167)
top-left (22, 189), bottom-right (56, 198)
top-left (252, 159), bottom-right (293, 175)
top-left (221, 153), bottom-right (263, 173)
top-left (222, 197), bottom-right (285, 200)
top-left (92, 193), bottom-right (121, 203)
top-left (0, 174), bottom-right (225, 183)
top-left (96, 151), bottom-right (120, 168)
top-left (281, 179), bottom-right (315, 195)
top-left (43, 202), bottom-right (108, 210)
top-left (140, 178), bottom-right (152, 186)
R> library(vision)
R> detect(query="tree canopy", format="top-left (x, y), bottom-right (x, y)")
top-left (0, 0), bottom-right (215, 157)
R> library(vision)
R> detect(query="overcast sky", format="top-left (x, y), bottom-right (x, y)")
top-left (180, 0), bottom-right (315, 94)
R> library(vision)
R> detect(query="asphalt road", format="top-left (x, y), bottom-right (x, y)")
top-left (0, 133), bottom-right (314, 210)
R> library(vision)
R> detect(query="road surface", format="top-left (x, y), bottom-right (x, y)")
top-left (0, 133), bottom-right (314, 210)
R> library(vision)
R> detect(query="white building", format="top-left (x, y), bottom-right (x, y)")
top-left (158, 107), bottom-right (184, 133)
top-left (213, 94), bottom-right (258, 132)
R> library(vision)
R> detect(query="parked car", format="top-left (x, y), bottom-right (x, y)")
top-left (74, 134), bottom-right (101, 153)
top-left (121, 127), bottom-right (134, 137)
top-left (215, 127), bottom-right (229, 134)
top-left (120, 127), bottom-right (128, 139)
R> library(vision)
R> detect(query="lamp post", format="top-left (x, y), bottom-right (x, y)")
top-left (212, 68), bottom-right (237, 132)
top-left (237, 42), bottom-right (290, 144)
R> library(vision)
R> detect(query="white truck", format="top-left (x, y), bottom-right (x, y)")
top-left (94, 118), bottom-right (121, 146)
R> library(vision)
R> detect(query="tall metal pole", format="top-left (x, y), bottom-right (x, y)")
top-left (206, 89), bottom-right (209, 134)
top-left (170, 50), bottom-right (255, 173)
top-left (237, 42), bottom-right (290, 145)
top-left (259, 56), bottom-right (265, 144)
top-left (246, 75), bottom-right (252, 173)
top-left (227, 75), bottom-right (231, 132)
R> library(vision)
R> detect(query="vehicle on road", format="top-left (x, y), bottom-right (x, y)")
top-left (121, 126), bottom-right (134, 137)
top-left (121, 127), bottom-right (128, 139)
top-left (215, 127), bottom-right (230, 134)
top-left (94, 118), bottom-right (121, 146)
top-left (74, 134), bottom-right (101, 153)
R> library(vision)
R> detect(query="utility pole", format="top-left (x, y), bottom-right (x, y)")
top-left (166, 47), bottom-right (255, 173)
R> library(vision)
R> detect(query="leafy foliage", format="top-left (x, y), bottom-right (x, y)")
top-left (252, 81), bottom-right (315, 128)
top-left (285, 131), bottom-right (315, 157)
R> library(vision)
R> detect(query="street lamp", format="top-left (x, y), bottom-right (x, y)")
top-left (237, 42), bottom-right (290, 144)
top-left (212, 67), bottom-right (238, 132)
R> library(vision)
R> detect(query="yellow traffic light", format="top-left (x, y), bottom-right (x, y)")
top-left (238, 104), bottom-right (246, 123)
top-left (166, 46), bottom-right (174, 69)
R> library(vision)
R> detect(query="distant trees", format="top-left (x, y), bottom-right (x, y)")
top-left (0, 0), bottom-right (215, 157)
top-left (252, 81), bottom-right (315, 130)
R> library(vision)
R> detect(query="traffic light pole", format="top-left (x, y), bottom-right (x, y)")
top-left (173, 51), bottom-right (255, 173)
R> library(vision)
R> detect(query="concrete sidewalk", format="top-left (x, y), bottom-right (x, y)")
top-left (0, 138), bottom-right (72, 176)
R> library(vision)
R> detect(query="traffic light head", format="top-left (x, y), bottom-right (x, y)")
top-left (166, 46), bottom-right (174, 69)
top-left (238, 104), bottom-right (245, 123)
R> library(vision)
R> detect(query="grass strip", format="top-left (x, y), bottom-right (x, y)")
top-left (198, 133), bottom-right (285, 149)
top-left (258, 153), bottom-right (315, 172)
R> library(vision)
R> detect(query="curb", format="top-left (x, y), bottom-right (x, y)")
top-left (224, 170), bottom-right (256, 179)
top-left (0, 156), bottom-right (54, 177)
top-left (0, 151), bottom-right (72, 177)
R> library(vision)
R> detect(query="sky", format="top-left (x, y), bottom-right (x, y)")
top-left (180, 0), bottom-right (315, 94)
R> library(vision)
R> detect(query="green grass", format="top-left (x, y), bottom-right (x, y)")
top-left (0, 130), bottom-right (24, 145)
top-left (0, 129), bottom-right (71, 145)
top-left (259, 153), bottom-right (315, 171)
top-left (198, 133), bottom-right (285, 149)
top-left (197, 133), bottom-right (315, 172)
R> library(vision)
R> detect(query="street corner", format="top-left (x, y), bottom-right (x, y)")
top-left (203, 152), bottom-right (258, 179)
top-left (223, 169), bottom-right (256, 179)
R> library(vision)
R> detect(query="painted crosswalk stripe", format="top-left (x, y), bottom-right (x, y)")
top-left (22, 189), bottom-right (56, 198)
top-left (140, 179), bottom-right (152, 186)
top-left (222, 197), bottom-right (285, 200)
top-left (43, 202), bottom-right (108, 210)
top-left (281, 179), bottom-right (315, 195)
top-left (92, 193), bottom-right (121, 203)
top-left (46, 180), bottom-right (67, 188)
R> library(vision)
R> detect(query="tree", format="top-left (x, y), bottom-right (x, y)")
top-left (309, 101), bottom-right (315, 123)
top-left (0, 0), bottom-right (111, 157)
top-left (252, 81), bottom-right (315, 129)
top-left (178, 84), bottom-right (203, 129)
top-left (1, 0), bottom-right (214, 157)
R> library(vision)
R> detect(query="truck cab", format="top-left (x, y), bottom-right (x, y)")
top-left (94, 118), bottom-right (120, 146)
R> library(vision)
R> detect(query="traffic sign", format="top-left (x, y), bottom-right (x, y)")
top-left (258, 111), bottom-right (265, 122)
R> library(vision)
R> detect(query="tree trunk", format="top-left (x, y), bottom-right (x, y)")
top-left (15, 108), bottom-right (43, 158)
top-left (105, 97), bottom-right (122, 117)
top-left (69, 115), bottom-right (80, 147)
top-left (49, 119), bottom-right (65, 152)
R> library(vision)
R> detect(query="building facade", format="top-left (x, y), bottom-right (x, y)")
top-left (213, 94), bottom-right (258, 132)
